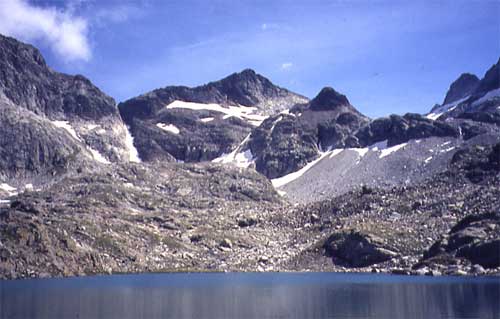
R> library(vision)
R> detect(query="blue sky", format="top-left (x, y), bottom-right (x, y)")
top-left (1, 0), bottom-right (499, 117)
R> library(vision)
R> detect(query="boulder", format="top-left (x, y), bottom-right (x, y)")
top-left (323, 231), bottom-right (398, 267)
top-left (422, 212), bottom-right (500, 268)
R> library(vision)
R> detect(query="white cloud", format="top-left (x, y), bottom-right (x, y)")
top-left (0, 0), bottom-right (91, 62)
top-left (281, 62), bottom-right (293, 70)
top-left (261, 22), bottom-right (281, 31)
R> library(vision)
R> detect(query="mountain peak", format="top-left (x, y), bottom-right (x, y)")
top-left (0, 33), bottom-right (47, 69)
top-left (219, 68), bottom-right (266, 86)
top-left (443, 73), bottom-right (479, 105)
top-left (475, 57), bottom-right (500, 95)
top-left (309, 87), bottom-right (350, 111)
top-left (239, 68), bottom-right (258, 76)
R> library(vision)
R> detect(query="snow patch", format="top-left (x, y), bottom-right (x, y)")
top-left (200, 117), bottom-right (214, 123)
top-left (52, 120), bottom-right (81, 142)
top-left (369, 140), bottom-right (388, 151)
top-left (352, 147), bottom-right (369, 158)
top-left (277, 190), bottom-right (287, 196)
top-left (426, 96), bottom-right (470, 120)
top-left (157, 123), bottom-right (180, 134)
top-left (472, 88), bottom-right (500, 107)
top-left (0, 199), bottom-right (10, 205)
top-left (212, 135), bottom-right (254, 168)
top-left (124, 126), bottom-right (141, 163)
top-left (270, 116), bottom-right (283, 132)
top-left (0, 183), bottom-right (16, 193)
top-left (25, 184), bottom-right (33, 191)
top-left (86, 124), bottom-right (99, 130)
top-left (271, 140), bottom-right (409, 188)
top-left (440, 146), bottom-right (455, 153)
top-left (88, 147), bottom-right (110, 164)
top-left (271, 152), bottom-right (330, 188)
top-left (379, 143), bottom-right (407, 158)
top-left (166, 100), bottom-right (267, 126)
top-left (424, 156), bottom-right (433, 164)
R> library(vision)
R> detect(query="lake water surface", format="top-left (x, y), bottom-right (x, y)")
top-left (1, 272), bottom-right (499, 319)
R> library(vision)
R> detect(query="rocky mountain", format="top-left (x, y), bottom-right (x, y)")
top-left (271, 65), bottom-right (500, 203)
top-left (442, 73), bottom-right (479, 105)
top-left (0, 34), bottom-right (498, 279)
top-left (218, 87), bottom-right (370, 179)
top-left (0, 34), bottom-right (140, 185)
top-left (427, 59), bottom-right (500, 123)
top-left (118, 70), bottom-right (308, 162)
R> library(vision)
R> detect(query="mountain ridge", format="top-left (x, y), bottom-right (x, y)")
top-left (0, 33), bottom-right (499, 279)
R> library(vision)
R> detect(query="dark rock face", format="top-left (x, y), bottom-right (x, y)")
top-left (422, 212), bottom-right (500, 269)
top-left (428, 57), bottom-right (500, 121)
top-left (0, 34), bottom-right (116, 120)
top-left (355, 113), bottom-right (459, 147)
top-left (0, 34), bottom-right (137, 179)
top-left (245, 87), bottom-right (369, 178)
top-left (309, 87), bottom-right (350, 111)
top-left (450, 142), bottom-right (500, 183)
top-left (475, 58), bottom-right (500, 95)
top-left (247, 90), bottom-right (466, 180)
top-left (457, 111), bottom-right (500, 126)
top-left (442, 73), bottom-right (479, 105)
top-left (0, 96), bottom-right (82, 178)
top-left (118, 70), bottom-right (308, 162)
top-left (130, 110), bottom-right (252, 162)
top-left (249, 114), bottom-right (319, 179)
top-left (119, 69), bottom-right (308, 121)
top-left (324, 231), bottom-right (398, 267)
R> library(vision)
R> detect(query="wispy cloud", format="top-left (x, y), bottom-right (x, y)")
top-left (261, 23), bottom-right (281, 31)
top-left (0, 0), bottom-right (91, 61)
top-left (281, 62), bottom-right (293, 70)
top-left (93, 4), bottom-right (143, 25)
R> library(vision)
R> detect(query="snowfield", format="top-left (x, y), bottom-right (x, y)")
top-left (472, 88), bottom-right (500, 107)
top-left (51, 120), bottom-right (81, 142)
top-left (200, 117), bottom-right (214, 123)
top-left (272, 140), bottom-right (410, 188)
top-left (156, 123), bottom-right (180, 134)
top-left (0, 183), bottom-right (17, 193)
top-left (426, 96), bottom-right (470, 120)
top-left (166, 100), bottom-right (267, 126)
top-left (124, 126), bottom-right (141, 163)
top-left (213, 135), bottom-right (254, 168)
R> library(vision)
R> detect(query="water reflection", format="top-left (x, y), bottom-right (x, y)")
top-left (1, 273), bottom-right (499, 319)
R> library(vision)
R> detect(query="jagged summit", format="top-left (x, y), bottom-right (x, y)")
top-left (427, 56), bottom-right (500, 121)
top-left (119, 68), bottom-right (308, 122)
top-left (309, 87), bottom-right (350, 111)
top-left (476, 57), bottom-right (500, 94)
top-left (0, 34), bottom-right (141, 177)
top-left (0, 33), bottom-right (116, 120)
top-left (0, 34), bottom-right (47, 68)
top-left (443, 73), bottom-right (479, 105)
top-left (118, 68), bottom-right (309, 163)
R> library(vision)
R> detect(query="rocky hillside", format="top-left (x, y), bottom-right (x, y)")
top-left (0, 162), bottom-right (294, 279)
top-left (0, 34), bottom-right (140, 185)
top-left (218, 87), bottom-right (370, 179)
top-left (269, 59), bottom-right (500, 202)
top-left (0, 34), bottom-right (498, 279)
top-left (118, 70), bottom-right (308, 162)
top-left (285, 142), bottom-right (500, 275)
